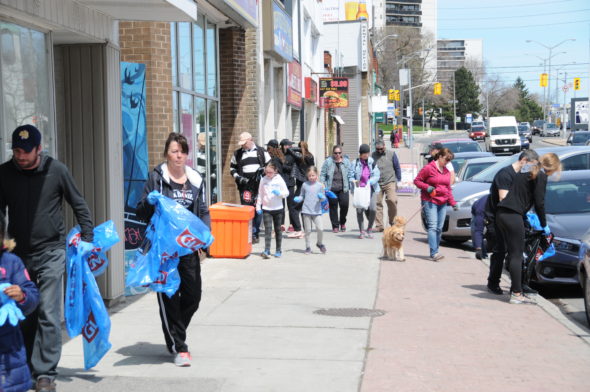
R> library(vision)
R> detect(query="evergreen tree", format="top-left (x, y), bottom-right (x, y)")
top-left (454, 67), bottom-right (482, 120)
top-left (513, 77), bottom-right (543, 122)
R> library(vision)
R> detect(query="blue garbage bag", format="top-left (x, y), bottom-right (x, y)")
top-left (126, 191), bottom-right (214, 297)
top-left (526, 212), bottom-right (555, 261)
top-left (65, 220), bottom-right (120, 369)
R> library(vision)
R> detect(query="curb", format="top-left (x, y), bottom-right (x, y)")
top-left (478, 256), bottom-right (590, 346)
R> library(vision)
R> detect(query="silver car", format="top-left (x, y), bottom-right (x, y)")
top-left (541, 123), bottom-right (560, 137)
top-left (440, 146), bottom-right (590, 244)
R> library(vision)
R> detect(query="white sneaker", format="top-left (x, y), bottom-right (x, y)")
top-left (174, 352), bottom-right (192, 367)
top-left (509, 293), bottom-right (536, 305)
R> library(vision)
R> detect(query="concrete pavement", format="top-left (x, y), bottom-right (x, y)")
top-left (56, 144), bottom-right (590, 391)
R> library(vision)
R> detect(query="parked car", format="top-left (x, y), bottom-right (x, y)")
top-left (532, 171), bottom-right (590, 285)
top-left (518, 124), bottom-right (532, 142)
top-left (576, 230), bottom-right (590, 326)
top-left (567, 131), bottom-right (590, 146)
top-left (455, 156), bottom-right (504, 182)
top-left (468, 125), bottom-right (486, 141)
top-left (450, 151), bottom-right (494, 173)
top-left (541, 123), bottom-right (560, 137)
top-left (437, 146), bottom-right (590, 244)
top-left (531, 119), bottom-right (546, 135)
top-left (520, 134), bottom-right (530, 150)
top-left (420, 138), bottom-right (483, 166)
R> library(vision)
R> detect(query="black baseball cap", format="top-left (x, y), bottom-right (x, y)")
top-left (280, 139), bottom-right (293, 147)
top-left (12, 125), bottom-right (41, 153)
top-left (267, 139), bottom-right (279, 148)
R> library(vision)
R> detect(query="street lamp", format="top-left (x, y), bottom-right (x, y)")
top-left (526, 39), bottom-right (575, 120)
top-left (524, 51), bottom-right (567, 120)
top-left (373, 34), bottom-right (398, 51)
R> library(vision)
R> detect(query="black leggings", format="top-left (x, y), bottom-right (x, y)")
top-left (287, 185), bottom-right (302, 231)
top-left (328, 190), bottom-right (349, 229)
top-left (263, 209), bottom-right (283, 252)
top-left (496, 208), bottom-right (525, 293)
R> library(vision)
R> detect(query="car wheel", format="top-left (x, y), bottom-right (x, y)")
top-left (584, 271), bottom-right (590, 327)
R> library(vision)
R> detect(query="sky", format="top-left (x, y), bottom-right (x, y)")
top-left (437, 0), bottom-right (590, 102)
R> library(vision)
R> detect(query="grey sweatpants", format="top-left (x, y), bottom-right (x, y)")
top-left (303, 214), bottom-right (323, 249)
top-left (20, 248), bottom-right (65, 380)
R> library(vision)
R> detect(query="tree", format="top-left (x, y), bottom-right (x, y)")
top-left (454, 67), bottom-right (481, 120)
top-left (513, 77), bottom-right (543, 122)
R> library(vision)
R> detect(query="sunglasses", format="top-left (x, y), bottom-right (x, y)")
top-left (334, 152), bottom-right (342, 155)
top-left (376, 148), bottom-right (385, 152)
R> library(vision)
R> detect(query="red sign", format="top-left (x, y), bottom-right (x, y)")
top-left (287, 61), bottom-right (302, 108)
top-left (305, 77), bottom-right (317, 103)
top-left (319, 77), bottom-right (349, 108)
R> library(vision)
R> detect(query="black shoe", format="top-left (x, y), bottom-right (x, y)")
top-left (36, 377), bottom-right (56, 392)
top-left (475, 249), bottom-right (482, 260)
top-left (252, 236), bottom-right (259, 244)
top-left (523, 284), bottom-right (538, 295)
top-left (487, 285), bottom-right (503, 295)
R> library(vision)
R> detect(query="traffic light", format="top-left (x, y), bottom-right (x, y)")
top-left (574, 78), bottom-right (581, 91)
top-left (418, 107), bottom-right (423, 115)
top-left (393, 90), bottom-right (400, 101)
top-left (388, 89), bottom-right (395, 101)
top-left (540, 73), bottom-right (548, 87)
top-left (433, 83), bottom-right (442, 95)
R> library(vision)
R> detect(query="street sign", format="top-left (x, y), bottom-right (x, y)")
top-left (387, 103), bottom-right (395, 119)
top-left (399, 69), bottom-right (409, 86)
top-left (375, 112), bottom-right (385, 123)
top-left (465, 113), bottom-right (472, 123)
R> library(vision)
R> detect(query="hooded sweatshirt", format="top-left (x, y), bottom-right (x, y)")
top-left (0, 154), bottom-right (94, 257)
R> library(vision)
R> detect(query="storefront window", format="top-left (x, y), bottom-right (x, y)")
top-left (0, 21), bottom-right (52, 161)
top-left (171, 18), bottom-right (219, 204)
top-left (206, 22), bottom-right (217, 97)
top-left (193, 16), bottom-right (205, 94)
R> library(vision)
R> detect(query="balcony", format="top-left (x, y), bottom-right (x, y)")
top-left (387, 0), bottom-right (422, 4)
top-left (386, 20), bottom-right (423, 27)
top-left (386, 9), bottom-right (422, 16)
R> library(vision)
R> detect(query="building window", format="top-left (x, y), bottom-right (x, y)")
top-left (171, 19), bottom-right (220, 204)
top-left (0, 21), bottom-right (53, 161)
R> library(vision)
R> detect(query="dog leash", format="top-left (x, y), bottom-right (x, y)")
top-left (405, 203), bottom-right (426, 223)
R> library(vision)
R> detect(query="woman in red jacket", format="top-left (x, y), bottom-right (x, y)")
top-left (414, 148), bottom-right (457, 261)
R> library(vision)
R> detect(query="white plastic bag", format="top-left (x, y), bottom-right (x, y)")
top-left (352, 184), bottom-right (371, 209)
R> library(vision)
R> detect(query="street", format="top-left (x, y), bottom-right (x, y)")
top-left (417, 130), bottom-right (589, 332)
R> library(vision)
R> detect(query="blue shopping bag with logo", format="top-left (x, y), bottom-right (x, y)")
top-left (526, 212), bottom-right (555, 261)
top-left (65, 220), bottom-right (120, 369)
top-left (126, 191), bottom-right (214, 297)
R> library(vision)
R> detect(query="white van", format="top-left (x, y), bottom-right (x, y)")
top-left (484, 116), bottom-right (521, 154)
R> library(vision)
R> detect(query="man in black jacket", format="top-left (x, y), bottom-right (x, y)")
top-left (0, 125), bottom-right (94, 392)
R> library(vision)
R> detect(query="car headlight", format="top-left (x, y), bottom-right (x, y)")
top-left (553, 238), bottom-right (580, 254)
top-left (458, 191), bottom-right (489, 209)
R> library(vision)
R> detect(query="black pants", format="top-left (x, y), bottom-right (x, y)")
top-left (487, 221), bottom-right (505, 288)
top-left (496, 208), bottom-right (525, 293)
top-left (20, 248), bottom-right (65, 379)
top-left (328, 189), bottom-right (349, 229)
top-left (157, 252), bottom-right (202, 353)
top-left (286, 185), bottom-right (302, 231)
top-left (263, 209), bottom-right (283, 252)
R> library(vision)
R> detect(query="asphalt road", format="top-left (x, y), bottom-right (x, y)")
top-left (414, 130), bottom-right (589, 332)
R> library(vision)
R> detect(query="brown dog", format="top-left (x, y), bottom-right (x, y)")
top-left (382, 216), bottom-right (407, 261)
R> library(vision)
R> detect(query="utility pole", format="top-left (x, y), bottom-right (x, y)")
top-left (422, 97), bottom-right (425, 131)
top-left (408, 68), bottom-right (413, 147)
top-left (453, 73), bottom-right (457, 131)
top-left (563, 71), bottom-right (568, 137)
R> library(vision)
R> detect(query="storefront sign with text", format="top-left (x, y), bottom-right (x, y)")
top-left (287, 61), bottom-right (302, 108)
top-left (319, 77), bottom-right (349, 108)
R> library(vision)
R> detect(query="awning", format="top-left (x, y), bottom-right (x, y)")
top-left (332, 115), bottom-right (345, 125)
top-left (78, 0), bottom-right (198, 21)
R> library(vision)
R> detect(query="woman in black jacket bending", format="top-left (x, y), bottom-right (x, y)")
top-left (496, 152), bottom-right (560, 304)
top-left (136, 132), bottom-right (210, 367)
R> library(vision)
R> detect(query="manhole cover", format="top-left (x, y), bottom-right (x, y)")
top-left (313, 308), bottom-right (386, 317)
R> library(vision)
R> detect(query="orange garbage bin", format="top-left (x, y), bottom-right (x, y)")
top-left (209, 202), bottom-right (255, 258)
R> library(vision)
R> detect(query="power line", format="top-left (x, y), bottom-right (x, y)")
top-left (439, 8), bottom-right (589, 21)
top-left (439, 18), bottom-right (590, 30)
top-left (421, 63), bottom-right (589, 70)
top-left (439, 0), bottom-right (574, 10)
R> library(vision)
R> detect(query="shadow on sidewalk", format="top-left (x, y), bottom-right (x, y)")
top-left (56, 368), bottom-right (102, 384)
top-left (113, 342), bottom-right (172, 366)
top-left (462, 284), bottom-right (508, 302)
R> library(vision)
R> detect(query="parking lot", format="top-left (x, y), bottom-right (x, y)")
top-left (416, 130), bottom-right (589, 331)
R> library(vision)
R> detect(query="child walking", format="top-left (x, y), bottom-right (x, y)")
top-left (0, 209), bottom-right (40, 392)
top-left (294, 166), bottom-right (327, 255)
top-left (256, 162), bottom-right (290, 258)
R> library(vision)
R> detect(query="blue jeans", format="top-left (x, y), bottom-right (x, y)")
top-left (423, 201), bottom-right (447, 257)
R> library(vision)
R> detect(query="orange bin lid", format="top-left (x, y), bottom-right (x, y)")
top-left (209, 202), bottom-right (255, 221)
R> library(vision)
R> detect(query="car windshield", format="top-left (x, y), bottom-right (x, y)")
top-left (572, 133), bottom-right (590, 143)
top-left (463, 162), bottom-right (494, 180)
top-left (452, 158), bottom-right (466, 172)
top-left (533, 120), bottom-right (545, 127)
top-left (446, 143), bottom-right (482, 153)
top-left (546, 123), bottom-right (558, 129)
top-left (546, 179), bottom-right (590, 214)
top-left (491, 126), bottom-right (517, 135)
top-left (470, 155), bottom-right (518, 182)
top-left (518, 126), bottom-right (528, 132)
top-left (471, 126), bottom-right (485, 131)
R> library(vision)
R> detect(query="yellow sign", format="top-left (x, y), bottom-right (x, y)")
top-left (433, 83), bottom-right (442, 95)
top-left (574, 78), bottom-right (581, 91)
top-left (388, 89), bottom-right (395, 101)
top-left (540, 73), bottom-right (548, 87)
top-left (393, 89), bottom-right (400, 101)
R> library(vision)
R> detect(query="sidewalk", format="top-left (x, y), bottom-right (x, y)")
top-left (56, 146), bottom-right (590, 391)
